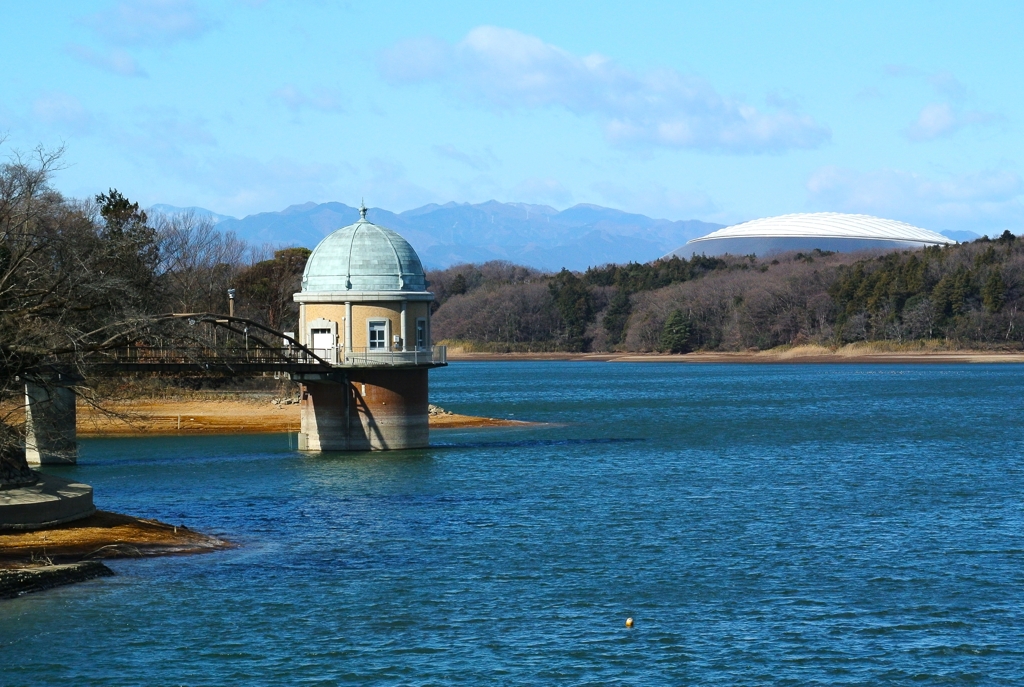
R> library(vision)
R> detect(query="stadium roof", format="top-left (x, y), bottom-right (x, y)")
top-left (688, 212), bottom-right (954, 247)
top-left (666, 212), bottom-right (955, 259)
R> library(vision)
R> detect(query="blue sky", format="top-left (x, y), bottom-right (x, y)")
top-left (2, 1), bottom-right (1022, 233)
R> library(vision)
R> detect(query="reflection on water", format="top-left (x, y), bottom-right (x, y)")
top-left (4, 362), bottom-right (1024, 684)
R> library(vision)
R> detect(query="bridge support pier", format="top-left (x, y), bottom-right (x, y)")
top-left (25, 379), bottom-right (78, 466)
top-left (296, 368), bottom-right (429, 451)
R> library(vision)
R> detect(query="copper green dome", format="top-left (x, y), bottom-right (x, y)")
top-left (301, 208), bottom-right (426, 292)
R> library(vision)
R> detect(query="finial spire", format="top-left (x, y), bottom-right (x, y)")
top-left (359, 199), bottom-right (367, 220)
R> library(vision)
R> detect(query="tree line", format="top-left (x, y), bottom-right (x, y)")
top-left (428, 235), bottom-right (1024, 353)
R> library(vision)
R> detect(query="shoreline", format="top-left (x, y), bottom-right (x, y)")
top-left (76, 400), bottom-right (530, 437)
top-left (0, 510), bottom-right (230, 599)
top-left (446, 347), bottom-right (1024, 364)
top-left (0, 510), bottom-right (230, 568)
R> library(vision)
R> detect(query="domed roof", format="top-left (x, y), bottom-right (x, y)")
top-left (689, 212), bottom-right (953, 246)
top-left (301, 207), bottom-right (426, 292)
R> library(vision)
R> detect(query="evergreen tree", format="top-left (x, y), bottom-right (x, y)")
top-left (96, 188), bottom-right (159, 306)
top-left (548, 268), bottom-right (594, 351)
top-left (450, 273), bottom-right (468, 296)
top-left (660, 309), bottom-right (692, 353)
top-left (982, 270), bottom-right (1006, 313)
top-left (603, 288), bottom-right (632, 346)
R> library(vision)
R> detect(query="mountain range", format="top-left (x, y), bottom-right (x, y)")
top-left (148, 201), bottom-right (724, 271)
top-left (149, 200), bottom-right (982, 271)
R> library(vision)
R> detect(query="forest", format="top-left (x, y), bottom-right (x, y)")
top-left (428, 233), bottom-right (1024, 353)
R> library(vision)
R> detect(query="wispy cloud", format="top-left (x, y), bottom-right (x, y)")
top-left (905, 102), bottom-right (1000, 141)
top-left (31, 92), bottom-right (96, 135)
top-left (379, 26), bottom-right (830, 154)
top-left (65, 43), bottom-right (147, 77)
top-left (270, 85), bottom-right (345, 113)
top-left (432, 144), bottom-right (496, 171)
top-left (807, 165), bottom-right (1024, 231)
top-left (80, 0), bottom-right (214, 46)
top-left (885, 66), bottom-right (1002, 142)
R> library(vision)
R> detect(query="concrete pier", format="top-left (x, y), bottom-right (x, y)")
top-left (0, 473), bottom-right (95, 530)
top-left (298, 368), bottom-right (429, 451)
top-left (25, 381), bottom-right (77, 466)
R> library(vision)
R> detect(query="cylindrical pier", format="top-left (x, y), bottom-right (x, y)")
top-left (298, 368), bottom-right (429, 451)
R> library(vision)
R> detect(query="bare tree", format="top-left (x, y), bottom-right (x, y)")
top-left (154, 211), bottom-right (247, 314)
top-left (0, 146), bottom-right (169, 485)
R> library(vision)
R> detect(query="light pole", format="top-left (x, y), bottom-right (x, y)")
top-left (227, 288), bottom-right (236, 317)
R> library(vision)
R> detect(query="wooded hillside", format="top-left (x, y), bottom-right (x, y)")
top-left (428, 233), bottom-right (1024, 352)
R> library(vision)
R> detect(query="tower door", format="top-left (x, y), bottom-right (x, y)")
top-left (311, 328), bottom-right (333, 352)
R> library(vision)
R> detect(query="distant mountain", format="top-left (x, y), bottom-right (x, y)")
top-left (203, 200), bottom-right (722, 271)
top-left (941, 229), bottom-right (982, 243)
top-left (148, 204), bottom-right (236, 224)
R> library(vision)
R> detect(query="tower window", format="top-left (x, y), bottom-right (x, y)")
top-left (416, 318), bottom-right (427, 350)
top-left (368, 320), bottom-right (387, 350)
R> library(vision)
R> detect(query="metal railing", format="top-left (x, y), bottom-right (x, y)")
top-left (98, 344), bottom-right (447, 369)
top-left (308, 346), bottom-right (447, 367)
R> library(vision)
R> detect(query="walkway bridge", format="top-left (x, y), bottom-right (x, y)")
top-left (83, 313), bottom-right (447, 374)
top-left (23, 313), bottom-right (447, 465)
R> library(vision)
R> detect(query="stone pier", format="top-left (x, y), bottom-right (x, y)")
top-left (25, 380), bottom-right (78, 466)
top-left (296, 368), bottom-right (429, 451)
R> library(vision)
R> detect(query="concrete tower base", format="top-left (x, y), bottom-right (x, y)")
top-left (298, 368), bottom-right (429, 451)
top-left (25, 381), bottom-right (77, 466)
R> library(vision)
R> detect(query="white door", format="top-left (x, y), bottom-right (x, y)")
top-left (311, 328), bottom-right (333, 353)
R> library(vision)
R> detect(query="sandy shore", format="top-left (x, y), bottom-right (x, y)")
top-left (76, 398), bottom-right (528, 436)
top-left (0, 510), bottom-right (229, 567)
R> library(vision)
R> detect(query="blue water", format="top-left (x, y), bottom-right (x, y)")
top-left (4, 362), bottom-right (1024, 685)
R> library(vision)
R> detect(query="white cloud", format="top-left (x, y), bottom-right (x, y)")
top-left (66, 44), bottom-right (147, 77)
top-left (906, 102), bottom-right (1001, 141)
top-left (270, 85), bottom-right (345, 113)
top-left (379, 26), bottom-right (830, 154)
top-left (885, 67), bottom-right (1002, 142)
top-left (31, 93), bottom-right (96, 135)
top-left (807, 166), bottom-right (1024, 232)
top-left (81, 0), bottom-right (213, 46)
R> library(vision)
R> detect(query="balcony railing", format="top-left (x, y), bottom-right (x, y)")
top-left (305, 346), bottom-right (447, 367)
top-left (96, 344), bottom-right (447, 369)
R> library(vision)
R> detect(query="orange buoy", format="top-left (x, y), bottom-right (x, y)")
top-left (625, 617), bottom-right (634, 628)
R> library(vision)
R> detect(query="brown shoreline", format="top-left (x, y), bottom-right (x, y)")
top-left (0, 510), bottom-right (230, 567)
top-left (75, 400), bottom-right (529, 437)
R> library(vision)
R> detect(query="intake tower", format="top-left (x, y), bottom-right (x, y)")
top-left (292, 205), bottom-right (445, 451)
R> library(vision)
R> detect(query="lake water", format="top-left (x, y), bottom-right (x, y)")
top-left (4, 362), bottom-right (1024, 685)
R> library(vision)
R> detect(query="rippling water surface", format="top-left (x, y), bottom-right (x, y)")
top-left (4, 362), bottom-right (1024, 685)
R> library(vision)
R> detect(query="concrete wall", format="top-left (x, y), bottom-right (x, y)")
top-left (301, 301), bottom-right (431, 350)
top-left (298, 368), bottom-right (429, 451)
top-left (24, 382), bottom-right (77, 466)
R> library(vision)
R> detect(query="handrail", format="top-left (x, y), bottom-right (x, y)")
top-left (95, 344), bottom-right (447, 368)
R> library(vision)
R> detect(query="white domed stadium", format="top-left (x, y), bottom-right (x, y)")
top-left (666, 212), bottom-right (956, 259)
